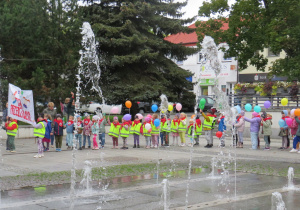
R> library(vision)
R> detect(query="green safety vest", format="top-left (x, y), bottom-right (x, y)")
top-left (195, 123), bottom-right (203, 135)
top-left (187, 126), bottom-right (197, 138)
top-left (142, 124), bottom-right (151, 137)
top-left (187, 123), bottom-right (202, 138)
top-left (108, 124), bottom-right (121, 137)
top-left (6, 121), bottom-right (18, 136)
top-left (130, 121), bottom-right (142, 135)
top-left (178, 119), bottom-right (187, 132)
top-left (34, 121), bottom-right (46, 138)
top-left (203, 116), bottom-right (215, 130)
top-left (120, 126), bottom-right (130, 138)
top-left (161, 121), bottom-right (170, 133)
top-left (151, 122), bottom-right (160, 135)
top-left (170, 120), bottom-right (178, 132)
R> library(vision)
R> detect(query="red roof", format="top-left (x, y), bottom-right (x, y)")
top-left (165, 22), bottom-right (229, 46)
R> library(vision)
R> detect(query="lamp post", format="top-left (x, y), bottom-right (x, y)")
top-left (0, 47), bottom-right (3, 122)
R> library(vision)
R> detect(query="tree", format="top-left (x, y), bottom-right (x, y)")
top-left (0, 0), bottom-right (81, 111)
top-left (81, 0), bottom-right (197, 104)
top-left (196, 0), bottom-right (300, 80)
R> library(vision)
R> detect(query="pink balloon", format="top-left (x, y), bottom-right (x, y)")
top-left (111, 106), bottom-right (119, 114)
top-left (176, 103), bottom-right (182, 111)
top-left (285, 118), bottom-right (293, 127)
top-left (291, 109), bottom-right (296, 116)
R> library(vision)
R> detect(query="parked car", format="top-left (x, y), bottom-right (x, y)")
top-left (80, 101), bottom-right (122, 114)
top-left (198, 96), bottom-right (216, 112)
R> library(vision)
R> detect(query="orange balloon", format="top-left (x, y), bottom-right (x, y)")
top-left (295, 109), bottom-right (300, 117)
top-left (191, 115), bottom-right (195, 119)
top-left (125, 101), bottom-right (132, 109)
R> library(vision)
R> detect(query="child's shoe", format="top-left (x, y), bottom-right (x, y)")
top-left (88, 146), bottom-right (91, 149)
top-left (95, 147), bottom-right (99, 150)
top-left (297, 151), bottom-right (300, 154)
top-left (82, 146), bottom-right (85, 149)
top-left (92, 147), bottom-right (95, 150)
top-left (10, 150), bottom-right (16, 153)
top-left (264, 147), bottom-right (270, 150)
top-left (58, 148), bottom-right (62, 152)
top-left (154, 145), bottom-right (157, 148)
top-left (79, 147), bottom-right (82, 150)
top-left (41, 153), bottom-right (44, 157)
top-left (133, 144), bottom-right (136, 148)
top-left (137, 144), bottom-right (140, 148)
top-left (56, 148), bottom-right (59, 152)
top-left (290, 148), bottom-right (298, 153)
top-left (47, 148), bottom-right (49, 151)
top-left (34, 154), bottom-right (40, 158)
top-left (51, 145), bottom-right (54, 148)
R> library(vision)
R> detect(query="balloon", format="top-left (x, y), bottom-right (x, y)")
top-left (295, 109), bottom-right (300, 117)
top-left (264, 101), bottom-right (271, 109)
top-left (145, 123), bottom-right (151, 130)
top-left (154, 119), bottom-right (160, 127)
top-left (136, 113), bottom-right (143, 120)
top-left (123, 114), bottom-right (131, 121)
top-left (168, 105), bottom-right (173, 112)
top-left (111, 106), bottom-right (119, 114)
top-left (176, 103), bottom-right (182, 111)
top-left (278, 119), bottom-right (285, 127)
top-left (254, 105), bottom-right (261, 113)
top-left (147, 114), bottom-right (152, 119)
top-left (291, 109), bottom-right (296, 116)
top-left (151, 104), bottom-right (158, 112)
top-left (281, 98), bottom-right (288, 106)
top-left (216, 131), bottom-right (223, 138)
top-left (235, 105), bottom-right (241, 114)
top-left (245, 104), bottom-right (252, 112)
top-left (191, 115), bottom-right (195, 119)
top-left (199, 98), bottom-right (206, 110)
top-left (285, 118), bottom-right (293, 127)
top-left (125, 101), bottom-right (132, 109)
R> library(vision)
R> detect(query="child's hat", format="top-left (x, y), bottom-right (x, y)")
top-left (113, 116), bottom-right (118, 120)
top-left (175, 113), bottom-right (180, 118)
top-left (207, 109), bottom-right (213, 114)
top-left (240, 110), bottom-right (245, 116)
top-left (56, 114), bottom-right (62, 118)
top-left (252, 112), bottom-right (259, 117)
top-left (38, 113), bottom-right (44, 118)
top-left (92, 115), bottom-right (99, 120)
top-left (84, 113), bottom-right (90, 117)
top-left (145, 117), bottom-right (151, 122)
top-left (161, 114), bottom-right (165, 118)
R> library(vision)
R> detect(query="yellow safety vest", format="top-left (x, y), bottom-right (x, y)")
top-left (161, 121), bottom-right (170, 132)
top-left (130, 121), bottom-right (142, 135)
top-left (187, 125), bottom-right (197, 138)
top-left (170, 120), bottom-right (178, 132)
top-left (178, 119), bottom-right (187, 132)
top-left (142, 124), bottom-right (151, 137)
top-left (151, 122), bottom-right (160, 135)
top-left (34, 121), bottom-right (46, 138)
top-left (195, 123), bottom-right (202, 135)
top-left (108, 124), bottom-right (121, 137)
top-left (120, 125), bottom-right (130, 138)
top-left (203, 116), bottom-right (215, 130)
top-left (6, 121), bottom-right (18, 136)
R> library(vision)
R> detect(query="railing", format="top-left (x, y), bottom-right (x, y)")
top-left (205, 94), bottom-right (300, 110)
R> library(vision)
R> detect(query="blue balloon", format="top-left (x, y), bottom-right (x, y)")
top-left (151, 104), bottom-right (158, 112)
top-left (235, 105), bottom-right (241, 114)
top-left (154, 119), bottom-right (160, 127)
top-left (278, 119), bottom-right (285, 127)
top-left (254, 105), bottom-right (261, 113)
top-left (245, 104), bottom-right (252, 112)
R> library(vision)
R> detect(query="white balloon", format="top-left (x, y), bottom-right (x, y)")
top-left (145, 123), bottom-right (151, 130)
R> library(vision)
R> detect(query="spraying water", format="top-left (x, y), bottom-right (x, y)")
top-left (160, 179), bottom-right (170, 210)
top-left (285, 167), bottom-right (295, 190)
top-left (271, 192), bottom-right (286, 210)
top-left (80, 160), bottom-right (93, 192)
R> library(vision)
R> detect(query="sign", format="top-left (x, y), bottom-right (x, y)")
top-left (199, 79), bottom-right (215, 86)
top-left (8, 84), bottom-right (34, 125)
top-left (239, 73), bottom-right (269, 83)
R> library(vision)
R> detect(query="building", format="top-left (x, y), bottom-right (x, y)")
top-left (165, 23), bottom-right (238, 96)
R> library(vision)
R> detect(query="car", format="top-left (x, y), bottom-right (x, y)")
top-left (80, 101), bottom-right (122, 114)
top-left (198, 96), bottom-right (216, 112)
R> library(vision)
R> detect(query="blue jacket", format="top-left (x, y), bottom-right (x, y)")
top-left (65, 121), bottom-right (74, 133)
top-left (53, 120), bottom-right (64, 136)
top-left (218, 117), bottom-right (226, 132)
top-left (44, 120), bottom-right (52, 139)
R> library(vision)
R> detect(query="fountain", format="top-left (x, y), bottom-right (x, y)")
top-left (272, 192), bottom-right (286, 210)
top-left (160, 179), bottom-right (170, 210)
top-left (80, 160), bottom-right (92, 192)
top-left (287, 167), bottom-right (294, 189)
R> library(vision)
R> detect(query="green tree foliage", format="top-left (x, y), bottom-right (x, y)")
top-left (196, 0), bottom-right (300, 80)
top-left (0, 0), bottom-right (81, 110)
top-left (81, 0), bottom-right (197, 104)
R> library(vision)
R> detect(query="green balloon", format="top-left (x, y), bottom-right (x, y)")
top-left (199, 98), bottom-right (206, 110)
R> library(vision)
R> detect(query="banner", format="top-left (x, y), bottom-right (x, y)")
top-left (8, 84), bottom-right (34, 125)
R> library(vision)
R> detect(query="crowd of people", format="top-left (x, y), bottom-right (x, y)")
top-left (3, 95), bottom-right (300, 157)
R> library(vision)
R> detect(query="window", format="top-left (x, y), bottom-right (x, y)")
top-left (221, 85), bottom-right (226, 92)
top-left (223, 57), bottom-right (232, 62)
top-left (198, 53), bottom-right (207, 64)
top-left (268, 48), bottom-right (279, 57)
top-left (176, 60), bottom-right (183, 65)
top-left (206, 97), bottom-right (214, 104)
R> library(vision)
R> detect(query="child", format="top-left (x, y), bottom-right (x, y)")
top-left (244, 112), bottom-right (261, 150)
top-left (261, 113), bottom-right (272, 150)
top-left (42, 114), bottom-right (52, 151)
top-left (32, 113), bottom-right (47, 158)
top-left (170, 114), bottom-right (180, 146)
top-left (178, 113), bottom-right (187, 147)
top-left (143, 117), bottom-right (152, 148)
top-left (75, 115), bottom-right (83, 150)
top-left (82, 113), bottom-right (92, 149)
top-left (65, 115), bottom-right (74, 149)
top-left (53, 114), bottom-right (64, 152)
top-left (290, 115), bottom-right (300, 153)
top-left (194, 116), bottom-right (202, 146)
top-left (5, 117), bottom-right (18, 153)
top-left (91, 115), bottom-right (100, 150)
top-left (151, 114), bottom-right (160, 148)
top-left (289, 112), bottom-right (298, 138)
top-left (160, 114), bottom-right (170, 147)
top-left (120, 116), bottom-right (131, 149)
top-left (130, 115), bottom-right (142, 148)
top-left (201, 109), bottom-right (215, 148)
top-left (187, 119), bottom-right (196, 146)
top-left (217, 113), bottom-right (226, 147)
top-left (234, 111), bottom-right (245, 148)
top-left (279, 110), bottom-right (289, 150)
top-left (108, 116), bottom-right (121, 149)
top-left (98, 114), bottom-right (107, 148)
